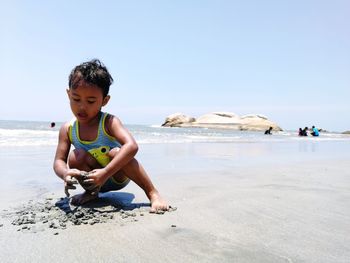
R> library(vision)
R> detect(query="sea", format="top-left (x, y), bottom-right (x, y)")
top-left (1, 119), bottom-right (350, 208)
top-left (0, 120), bottom-right (349, 147)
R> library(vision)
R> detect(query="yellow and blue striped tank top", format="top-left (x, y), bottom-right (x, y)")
top-left (69, 112), bottom-right (121, 167)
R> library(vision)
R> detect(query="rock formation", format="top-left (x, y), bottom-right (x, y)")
top-left (161, 113), bottom-right (195, 127)
top-left (161, 112), bottom-right (282, 131)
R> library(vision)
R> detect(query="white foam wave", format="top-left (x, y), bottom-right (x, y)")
top-left (0, 128), bottom-right (58, 146)
top-left (1, 127), bottom-right (349, 147)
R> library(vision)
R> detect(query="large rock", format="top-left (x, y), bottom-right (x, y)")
top-left (196, 112), bottom-right (241, 124)
top-left (239, 114), bottom-right (282, 131)
top-left (161, 113), bottom-right (195, 127)
top-left (162, 112), bottom-right (282, 131)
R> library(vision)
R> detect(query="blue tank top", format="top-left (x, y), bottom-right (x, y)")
top-left (69, 112), bottom-right (121, 167)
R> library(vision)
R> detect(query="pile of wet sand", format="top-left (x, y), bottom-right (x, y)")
top-left (0, 195), bottom-right (176, 235)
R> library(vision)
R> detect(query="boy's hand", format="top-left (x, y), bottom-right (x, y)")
top-left (64, 169), bottom-right (81, 197)
top-left (81, 169), bottom-right (109, 189)
top-left (77, 171), bottom-right (100, 195)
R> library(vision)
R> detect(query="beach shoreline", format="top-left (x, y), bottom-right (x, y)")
top-left (1, 141), bottom-right (350, 262)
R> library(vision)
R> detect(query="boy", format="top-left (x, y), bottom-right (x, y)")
top-left (53, 59), bottom-right (168, 212)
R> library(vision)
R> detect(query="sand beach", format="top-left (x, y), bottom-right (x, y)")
top-left (1, 1), bottom-right (349, 261)
top-left (0, 137), bottom-right (350, 263)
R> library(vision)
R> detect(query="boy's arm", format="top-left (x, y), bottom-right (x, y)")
top-left (81, 115), bottom-right (138, 187)
top-left (102, 115), bottom-right (139, 177)
top-left (53, 123), bottom-right (80, 195)
top-left (53, 122), bottom-right (71, 179)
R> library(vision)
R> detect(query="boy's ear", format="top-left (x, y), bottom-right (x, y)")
top-left (102, 95), bottom-right (110, 106)
top-left (66, 88), bottom-right (71, 98)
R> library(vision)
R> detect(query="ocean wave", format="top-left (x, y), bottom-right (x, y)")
top-left (0, 128), bottom-right (58, 146)
top-left (1, 126), bottom-right (349, 147)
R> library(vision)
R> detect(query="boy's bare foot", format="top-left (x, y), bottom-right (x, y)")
top-left (149, 192), bottom-right (169, 213)
top-left (71, 191), bottom-right (98, 205)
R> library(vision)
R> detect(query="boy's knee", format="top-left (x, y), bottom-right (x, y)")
top-left (108, 147), bottom-right (120, 158)
top-left (68, 149), bottom-right (89, 168)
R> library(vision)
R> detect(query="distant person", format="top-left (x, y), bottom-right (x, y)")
top-left (311, 125), bottom-right (319, 136)
top-left (264, 126), bottom-right (273, 135)
top-left (53, 59), bottom-right (168, 212)
top-left (298, 128), bottom-right (303, 136)
top-left (302, 127), bottom-right (308, 136)
top-left (50, 122), bottom-right (56, 128)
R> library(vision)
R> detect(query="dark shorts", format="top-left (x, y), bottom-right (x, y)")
top-left (100, 177), bottom-right (130, 193)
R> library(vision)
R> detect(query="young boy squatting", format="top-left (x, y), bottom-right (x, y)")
top-left (53, 59), bottom-right (168, 212)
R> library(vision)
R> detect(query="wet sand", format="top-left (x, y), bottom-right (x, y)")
top-left (1, 142), bottom-right (350, 262)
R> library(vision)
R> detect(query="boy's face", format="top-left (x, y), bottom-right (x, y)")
top-left (67, 81), bottom-right (110, 124)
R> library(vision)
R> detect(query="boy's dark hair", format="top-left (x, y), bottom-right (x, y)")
top-left (69, 59), bottom-right (113, 97)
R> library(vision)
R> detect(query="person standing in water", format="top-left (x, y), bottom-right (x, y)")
top-left (311, 125), bottom-right (319, 136)
top-left (264, 127), bottom-right (273, 135)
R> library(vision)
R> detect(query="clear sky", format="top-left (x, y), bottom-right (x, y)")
top-left (1, 1), bottom-right (349, 131)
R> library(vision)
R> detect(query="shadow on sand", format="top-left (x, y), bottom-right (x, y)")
top-left (55, 191), bottom-right (150, 215)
